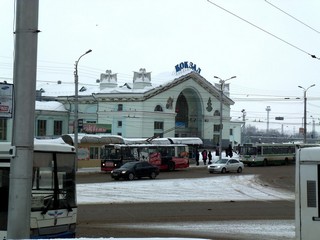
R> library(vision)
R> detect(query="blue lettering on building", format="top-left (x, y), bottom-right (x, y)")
top-left (175, 61), bottom-right (201, 74)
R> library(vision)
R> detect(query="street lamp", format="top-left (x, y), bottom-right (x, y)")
top-left (298, 84), bottom-right (315, 143)
top-left (74, 49), bottom-right (92, 164)
top-left (214, 75), bottom-right (236, 159)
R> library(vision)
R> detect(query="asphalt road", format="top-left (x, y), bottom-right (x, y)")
top-left (76, 164), bottom-right (295, 239)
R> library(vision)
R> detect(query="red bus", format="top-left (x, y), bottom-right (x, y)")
top-left (100, 143), bottom-right (189, 172)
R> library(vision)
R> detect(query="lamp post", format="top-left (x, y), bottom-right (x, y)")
top-left (74, 49), bottom-right (92, 164)
top-left (298, 84), bottom-right (315, 143)
top-left (214, 75), bottom-right (236, 160)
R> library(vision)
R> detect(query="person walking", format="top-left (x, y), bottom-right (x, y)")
top-left (195, 149), bottom-right (200, 166)
top-left (227, 144), bottom-right (233, 158)
top-left (215, 144), bottom-right (220, 156)
top-left (202, 149), bottom-right (208, 165)
top-left (208, 151), bottom-right (212, 164)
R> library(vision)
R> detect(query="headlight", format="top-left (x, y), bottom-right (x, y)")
top-left (216, 166), bottom-right (221, 169)
top-left (121, 170), bottom-right (127, 174)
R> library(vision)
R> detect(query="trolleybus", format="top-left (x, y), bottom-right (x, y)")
top-left (101, 143), bottom-right (189, 172)
top-left (0, 139), bottom-right (77, 239)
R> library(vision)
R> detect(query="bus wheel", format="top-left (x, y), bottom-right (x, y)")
top-left (168, 162), bottom-right (175, 171)
top-left (128, 173), bottom-right (135, 181)
top-left (263, 159), bottom-right (268, 166)
top-left (150, 171), bottom-right (157, 179)
top-left (285, 158), bottom-right (289, 165)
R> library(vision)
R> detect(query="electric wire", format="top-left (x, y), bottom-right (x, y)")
top-left (265, 0), bottom-right (320, 34)
top-left (206, 0), bottom-right (317, 58)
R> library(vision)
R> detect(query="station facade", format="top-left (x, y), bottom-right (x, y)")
top-left (1, 66), bottom-right (242, 150)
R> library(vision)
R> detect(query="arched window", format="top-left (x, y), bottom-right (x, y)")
top-left (214, 110), bottom-right (220, 116)
top-left (154, 105), bottom-right (163, 112)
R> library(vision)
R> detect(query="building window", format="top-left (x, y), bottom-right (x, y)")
top-left (154, 121), bottom-right (164, 130)
top-left (37, 120), bottom-right (47, 136)
top-left (230, 128), bottom-right (233, 136)
top-left (214, 110), bottom-right (220, 116)
top-left (214, 124), bottom-right (220, 132)
top-left (117, 132), bottom-right (122, 136)
top-left (153, 133), bottom-right (163, 138)
top-left (89, 147), bottom-right (99, 159)
top-left (118, 121), bottom-right (122, 127)
top-left (154, 105), bottom-right (163, 112)
top-left (54, 120), bottom-right (63, 135)
top-left (0, 119), bottom-right (7, 140)
top-left (213, 135), bottom-right (220, 146)
top-left (118, 104), bottom-right (123, 111)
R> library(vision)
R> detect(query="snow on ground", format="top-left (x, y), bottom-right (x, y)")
top-left (77, 174), bottom-right (294, 204)
top-left (76, 164), bottom-right (295, 239)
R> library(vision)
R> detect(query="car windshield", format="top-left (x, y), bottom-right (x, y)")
top-left (215, 159), bottom-right (228, 164)
top-left (120, 162), bottom-right (137, 169)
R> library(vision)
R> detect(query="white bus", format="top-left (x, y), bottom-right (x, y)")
top-left (239, 143), bottom-right (296, 166)
top-left (0, 139), bottom-right (77, 239)
top-left (296, 146), bottom-right (320, 240)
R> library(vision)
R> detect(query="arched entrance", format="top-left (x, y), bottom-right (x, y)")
top-left (175, 88), bottom-right (203, 137)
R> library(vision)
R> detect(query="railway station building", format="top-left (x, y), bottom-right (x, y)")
top-left (1, 65), bottom-right (242, 151)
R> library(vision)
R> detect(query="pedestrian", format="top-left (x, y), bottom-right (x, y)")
top-left (208, 151), bottom-right (212, 164)
top-left (202, 149), bottom-right (208, 165)
top-left (227, 144), bottom-right (233, 158)
top-left (215, 144), bottom-right (220, 156)
top-left (195, 149), bottom-right (200, 166)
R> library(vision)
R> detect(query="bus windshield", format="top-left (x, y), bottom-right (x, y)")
top-left (240, 146), bottom-right (257, 155)
top-left (32, 152), bottom-right (76, 212)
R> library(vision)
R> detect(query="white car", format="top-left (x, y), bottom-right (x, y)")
top-left (208, 158), bottom-right (244, 174)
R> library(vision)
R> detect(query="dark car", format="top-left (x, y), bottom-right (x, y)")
top-left (111, 161), bottom-right (160, 180)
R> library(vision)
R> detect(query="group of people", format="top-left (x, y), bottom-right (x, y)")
top-left (194, 144), bottom-right (234, 166)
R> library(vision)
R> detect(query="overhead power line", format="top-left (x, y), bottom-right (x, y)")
top-left (206, 0), bottom-right (318, 59)
top-left (265, 0), bottom-right (320, 34)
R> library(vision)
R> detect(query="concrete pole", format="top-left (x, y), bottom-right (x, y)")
top-left (74, 50), bottom-right (92, 167)
top-left (214, 76), bottom-right (236, 160)
top-left (8, 0), bottom-right (39, 239)
top-left (298, 84), bottom-right (315, 143)
top-left (266, 106), bottom-right (271, 133)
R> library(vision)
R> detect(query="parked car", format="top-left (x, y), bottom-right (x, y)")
top-left (111, 161), bottom-right (160, 180)
top-left (208, 158), bottom-right (244, 174)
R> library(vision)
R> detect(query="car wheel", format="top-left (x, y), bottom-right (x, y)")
top-left (263, 159), bottom-right (268, 166)
top-left (168, 162), bottom-right (175, 171)
top-left (128, 173), bottom-right (135, 180)
top-left (150, 171), bottom-right (157, 179)
top-left (221, 168), bottom-right (226, 173)
top-left (237, 167), bottom-right (242, 173)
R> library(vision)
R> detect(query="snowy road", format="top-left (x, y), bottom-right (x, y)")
top-left (77, 174), bottom-right (295, 239)
top-left (77, 174), bottom-right (294, 204)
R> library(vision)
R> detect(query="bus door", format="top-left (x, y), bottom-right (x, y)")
top-left (0, 167), bottom-right (9, 240)
top-left (146, 147), bottom-right (161, 166)
top-left (296, 147), bottom-right (320, 240)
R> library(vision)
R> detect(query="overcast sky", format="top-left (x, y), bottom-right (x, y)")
top-left (1, 0), bottom-right (320, 133)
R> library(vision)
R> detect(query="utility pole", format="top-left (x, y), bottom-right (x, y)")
top-left (298, 84), bottom-right (315, 143)
top-left (214, 75), bottom-right (236, 160)
top-left (8, 0), bottom-right (39, 239)
top-left (266, 106), bottom-right (271, 133)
